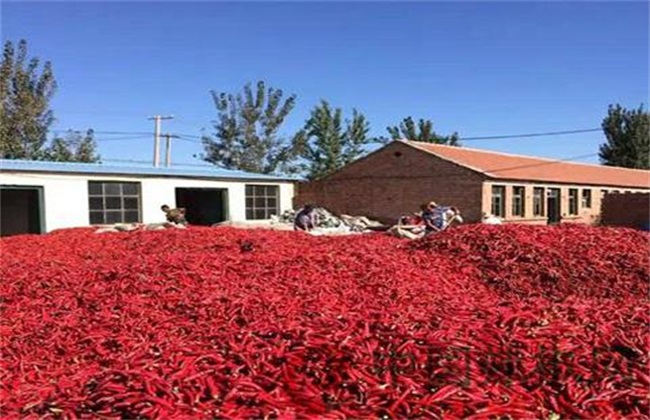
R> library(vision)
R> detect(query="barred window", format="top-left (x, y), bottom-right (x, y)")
top-left (88, 181), bottom-right (141, 224)
top-left (568, 188), bottom-right (579, 215)
top-left (491, 186), bottom-right (505, 217)
top-left (533, 187), bottom-right (545, 216)
top-left (512, 186), bottom-right (525, 217)
top-left (245, 185), bottom-right (279, 220)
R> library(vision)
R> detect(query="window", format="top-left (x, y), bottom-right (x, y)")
top-left (568, 188), bottom-right (578, 215)
top-left (88, 181), bottom-right (141, 224)
top-left (533, 187), bottom-right (545, 216)
top-left (245, 185), bottom-right (279, 220)
top-left (512, 186), bottom-right (525, 217)
top-left (491, 186), bottom-right (505, 217)
top-left (601, 190), bottom-right (608, 198)
top-left (581, 189), bottom-right (592, 208)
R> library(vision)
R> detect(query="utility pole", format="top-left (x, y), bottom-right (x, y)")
top-left (147, 115), bottom-right (173, 167)
top-left (163, 133), bottom-right (179, 167)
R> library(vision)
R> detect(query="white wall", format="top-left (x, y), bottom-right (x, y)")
top-left (0, 172), bottom-right (295, 232)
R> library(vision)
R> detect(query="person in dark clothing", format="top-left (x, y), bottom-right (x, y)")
top-left (161, 204), bottom-right (188, 225)
top-left (294, 204), bottom-right (317, 232)
top-left (424, 203), bottom-right (464, 235)
top-left (421, 201), bottom-right (439, 234)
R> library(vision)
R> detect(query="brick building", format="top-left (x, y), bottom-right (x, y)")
top-left (601, 193), bottom-right (650, 230)
top-left (295, 140), bottom-right (650, 225)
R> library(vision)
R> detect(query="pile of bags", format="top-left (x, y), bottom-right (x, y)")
top-left (340, 214), bottom-right (384, 231)
top-left (94, 222), bottom-right (187, 234)
top-left (271, 207), bottom-right (384, 234)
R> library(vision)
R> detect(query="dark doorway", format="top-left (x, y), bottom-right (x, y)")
top-left (547, 188), bottom-right (561, 224)
top-left (175, 188), bottom-right (227, 226)
top-left (1, 186), bottom-right (45, 237)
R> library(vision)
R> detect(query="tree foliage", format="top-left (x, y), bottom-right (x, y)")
top-left (200, 81), bottom-right (298, 174)
top-left (0, 39), bottom-right (57, 160)
top-left (45, 129), bottom-right (100, 163)
top-left (293, 100), bottom-right (371, 180)
top-left (386, 117), bottom-right (460, 145)
top-left (599, 104), bottom-right (649, 170)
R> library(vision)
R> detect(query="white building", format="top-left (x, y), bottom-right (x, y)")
top-left (0, 159), bottom-right (296, 236)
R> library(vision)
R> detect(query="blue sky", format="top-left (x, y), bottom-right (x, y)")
top-left (2, 1), bottom-right (648, 167)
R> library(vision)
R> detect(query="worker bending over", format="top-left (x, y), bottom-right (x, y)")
top-left (161, 204), bottom-right (188, 225)
top-left (294, 204), bottom-right (317, 232)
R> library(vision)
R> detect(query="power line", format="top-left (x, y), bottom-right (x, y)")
top-left (52, 130), bottom-right (154, 136)
top-left (94, 130), bottom-right (154, 136)
top-left (73, 130), bottom-right (203, 141)
top-left (49, 132), bottom-right (152, 142)
top-left (461, 128), bottom-right (601, 141)
top-left (54, 127), bottom-right (603, 142)
top-left (179, 128), bottom-right (603, 143)
top-left (176, 133), bottom-right (203, 139)
top-left (92, 135), bottom-right (152, 142)
top-left (176, 135), bottom-right (203, 143)
top-left (100, 158), bottom-right (164, 165)
top-left (100, 157), bottom-right (218, 168)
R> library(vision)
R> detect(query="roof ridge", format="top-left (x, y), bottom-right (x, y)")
top-left (399, 140), bottom-right (492, 175)
top-left (403, 140), bottom-right (650, 174)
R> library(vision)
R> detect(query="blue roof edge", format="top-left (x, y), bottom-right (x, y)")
top-left (0, 159), bottom-right (301, 182)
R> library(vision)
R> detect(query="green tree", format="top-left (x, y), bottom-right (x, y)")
top-left (45, 129), bottom-right (100, 163)
top-left (200, 81), bottom-right (298, 174)
top-left (0, 39), bottom-right (56, 159)
top-left (293, 100), bottom-right (371, 180)
top-left (599, 104), bottom-right (649, 169)
top-left (385, 117), bottom-right (460, 145)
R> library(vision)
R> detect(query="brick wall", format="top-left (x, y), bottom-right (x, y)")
top-left (295, 141), bottom-right (650, 226)
top-left (601, 193), bottom-right (650, 229)
top-left (295, 142), bottom-right (486, 223)
top-left (480, 181), bottom-right (647, 225)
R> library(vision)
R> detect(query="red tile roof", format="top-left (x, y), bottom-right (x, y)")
top-left (404, 141), bottom-right (650, 189)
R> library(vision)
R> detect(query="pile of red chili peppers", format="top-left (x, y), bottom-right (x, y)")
top-left (1, 224), bottom-right (648, 419)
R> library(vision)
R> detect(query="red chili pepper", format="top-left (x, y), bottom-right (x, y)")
top-left (0, 225), bottom-right (647, 418)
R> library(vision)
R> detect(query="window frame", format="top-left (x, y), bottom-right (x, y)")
top-left (568, 188), bottom-right (579, 215)
top-left (88, 181), bottom-right (142, 225)
top-left (245, 184), bottom-right (280, 220)
top-left (533, 187), bottom-right (545, 217)
top-left (511, 186), bottom-right (525, 217)
top-left (581, 189), bottom-right (592, 209)
top-left (491, 185), bottom-right (505, 218)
